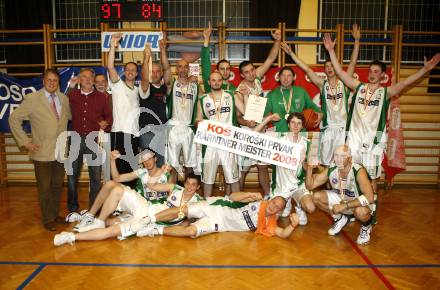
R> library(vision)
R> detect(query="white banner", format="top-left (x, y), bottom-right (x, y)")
top-left (194, 120), bottom-right (303, 170)
top-left (101, 32), bottom-right (163, 52)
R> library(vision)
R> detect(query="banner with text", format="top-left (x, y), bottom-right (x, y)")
top-left (101, 32), bottom-right (163, 52)
top-left (194, 120), bottom-right (303, 170)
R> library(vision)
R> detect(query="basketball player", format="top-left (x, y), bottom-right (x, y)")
top-left (305, 145), bottom-right (375, 245)
top-left (135, 195), bottom-right (299, 239)
top-left (164, 57), bottom-right (200, 183)
top-left (195, 71), bottom-right (245, 197)
top-left (255, 112), bottom-right (315, 226)
top-left (235, 29), bottom-right (282, 195)
top-left (264, 66), bottom-right (322, 132)
top-left (65, 150), bottom-right (170, 229)
top-left (323, 33), bottom-right (440, 191)
top-left (201, 21), bottom-right (237, 94)
top-left (281, 24), bottom-right (361, 166)
top-left (54, 174), bottom-right (203, 245)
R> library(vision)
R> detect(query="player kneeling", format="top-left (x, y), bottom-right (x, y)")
top-left (305, 145), bottom-right (376, 245)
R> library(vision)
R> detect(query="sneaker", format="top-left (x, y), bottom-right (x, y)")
top-left (73, 212), bottom-right (95, 232)
top-left (357, 224), bottom-right (372, 245)
top-left (112, 210), bottom-right (123, 216)
top-left (136, 223), bottom-right (160, 237)
top-left (328, 214), bottom-right (349, 236)
top-left (295, 206), bottom-right (308, 226)
top-left (130, 216), bottom-right (152, 233)
top-left (75, 218), bottom-right (105, 233)
top-left (54, 232), bottom-right (75, 246)
top-left (65, 210), bottom-right (89, 223)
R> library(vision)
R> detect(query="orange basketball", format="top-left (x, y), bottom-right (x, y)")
top-left (302, 109), bottom-right (320, 131)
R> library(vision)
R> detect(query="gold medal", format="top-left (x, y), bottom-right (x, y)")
top-left (333, 105), bottom-right (339, 111)
top-left (178, 211), bottom-right (185, 219)
top-left (281, 87), bottom-right (293, 121)
top-left (359, 110), bottom-right (367, 117)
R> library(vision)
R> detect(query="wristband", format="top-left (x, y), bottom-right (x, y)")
top-left (358, 195), bottom-right (369, 206)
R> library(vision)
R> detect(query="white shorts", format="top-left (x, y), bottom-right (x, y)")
top-left (187, 205), bottom-right (224, 237)
top-left (319, 126), bottom-right (345, 166)
top-left (167, 125), bottom-right (197, 172)
top-left (271, 184), bottom-right (310, 217)
top-left (187, 204), bottom-right (250, 237)
top-left (237, 125), bottom-right (267, 170)
top-left (194, 143), bottom-right (203, 175)
top-left (116, 186), bottom-right (150, 218)
top-left (352, 150), bottom-right (383, 179)
top-left (326, 190), bottom-right (376, 215)
top-left (202, 146), bottom-right (239, 184)
top-left (238, 155), bottom-right (268, 171)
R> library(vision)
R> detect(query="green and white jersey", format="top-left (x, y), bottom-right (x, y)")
top-left (346, 83), bottom-right (389, 153)
top-left (208, 199), bottom-right (262, 231)
top-left (134, 169), bottom-right (169, 201)
top-left (321, 79), bottom-right (349, 128)
top-left (163, 184), bottom-right (204, 208)
top-left (271, 133), bottom-right (309, 194)
top-left (167, 79), bottom-right (199, 126)
top-left (327, 163), bottom-right (365, 200)
top-left (200, 90), bottom-right (236, 125)
top-left (151, 184), bottom-right (204, 226)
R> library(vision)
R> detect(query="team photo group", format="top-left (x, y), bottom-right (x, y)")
top-left (9, 23), bottom-right (440, 248)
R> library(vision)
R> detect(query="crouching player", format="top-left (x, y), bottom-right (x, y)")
top-left (305, 145), bottom-right (376, 245)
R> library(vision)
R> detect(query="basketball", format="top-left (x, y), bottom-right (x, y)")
top-left (302, 108), bottom-right (320, 131)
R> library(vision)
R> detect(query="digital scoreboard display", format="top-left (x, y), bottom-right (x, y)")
top-left (100, 0), bottom-right (163, 22)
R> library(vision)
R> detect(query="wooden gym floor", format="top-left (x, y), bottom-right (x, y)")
top-left (0, 184), bottom-right (438, 289)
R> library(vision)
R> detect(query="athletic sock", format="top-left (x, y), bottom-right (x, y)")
top-left (362, 216), bottom-right (373, 227)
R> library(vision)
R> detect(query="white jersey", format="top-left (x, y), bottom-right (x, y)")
top-left (327, 163), bottom-right (364, 201)
top-left (237, 78), bottom-right (264, 98)
top-left (271, 133), bottom-right (309, 195)
top-left (109, 79), bottom-right (148, 135)
top-left (168, 80), bottom-right (198, 126)
top-left (200, 90), bottom-right (236, 125)
top-left (205, 199), bottom-right (262, 231)
top-left (321, 79), bottom-right (348, 128)
top-left (134, 169), bottom-right (169, 201)
top-left (347, 83), bottom-right (389, 154)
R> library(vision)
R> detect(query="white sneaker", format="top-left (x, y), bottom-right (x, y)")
top-left (136, 223), bottom-right (161, 237)
top-left (65, 210), bottom-right (89, 223)
top-left (54, 232), bottom-right (75, 246)
top-left (73, 212), bottom-right (95, 232)
top-left (295, 206), bottom-right (308, 226)
top-left (357, 224), bottom-right (372, 245)
top-left (75, 218), bottom-right (105, 233)
top-left (328, 215), bottom-right (349, 236)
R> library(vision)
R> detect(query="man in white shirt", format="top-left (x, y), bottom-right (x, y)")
top-left (106, 33), bottom-right (150, 188)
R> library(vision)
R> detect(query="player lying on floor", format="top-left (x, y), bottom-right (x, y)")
top-left (65, 149), bottom-right (171, 232)
top-left (134, 194), bottom-right (299, 239)
top-left (54, 174), bottom-right (203, 246)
